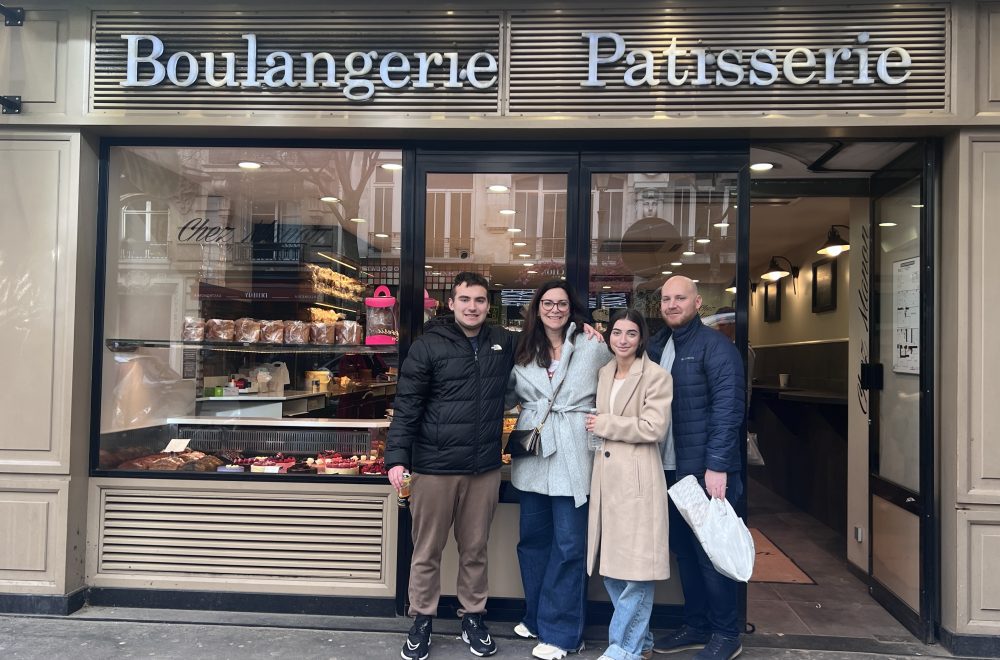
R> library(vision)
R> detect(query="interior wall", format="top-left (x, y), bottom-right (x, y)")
top-left (749, 215), bottom-right (852, 348)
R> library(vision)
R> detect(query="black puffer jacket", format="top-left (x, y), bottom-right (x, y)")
top-left (385, 316), bottom-right (515, 475)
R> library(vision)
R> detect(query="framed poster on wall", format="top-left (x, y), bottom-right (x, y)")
top-left (812, 258), bottom-right (837, 313)
top-left (764, 279), bottom-right (781, 322)
top-left (892, 257), bottom-right (920, 374)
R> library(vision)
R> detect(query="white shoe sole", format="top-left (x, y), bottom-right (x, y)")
top-left (461, 630), bottom-right (497, 657)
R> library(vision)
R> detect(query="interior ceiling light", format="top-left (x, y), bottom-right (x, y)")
top-left (238, 161), bottom-right (261, 170)
top-left (911, 204), bottom-right (925, 208)
top-left (879, 222), bottom-right (897, 227)
top-left (431, 271), bottom-right (441, 275)
top-left (507, 227), bottom-right (522, 233)
top-left (375, 233), bottom-right (389, 238)
top-left (524, 263), bottom-right (534, 267)
top-left (602, 285), bottom-right (611, 289)
top-left (817, 224), bottom-right (851, 256)
top-left (319, 195), bottom-right (340, 203)
top-left (661, 270), bottom-right (673, 275)
top-left (349, 217), bottom-right (366, 223)
top-left (671, 261), bottom-right (683, 267)
top-left (696, 238), bottom-right (711, 244)
top-left (518, 253), bottom-right (531, 258)
top-left (527, 270), bottom-right (538, 274)
top-left (381, 163), bottom-right (403, 171)
top-left (683, 250), bottom-right (696, 256)
top-left (750, 162), bottom-right (774, 172)
top-left (713, 221), bottom-right (730, 228)
top-left (495, 282), bottom-right (503, 286)
top-left (499, 209), bottom-right (517, 215)
top-left (692, 279), bottom-right (700, 283)
top-left (488, 184), bottom-right (509, 193)
top-left (424, 265), bottom-right (433, 269)
top-left (513, 241), bottom-right (527, 247)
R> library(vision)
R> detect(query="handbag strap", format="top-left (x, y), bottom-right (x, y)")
top-left (535, 346), bottom-right (576, 428)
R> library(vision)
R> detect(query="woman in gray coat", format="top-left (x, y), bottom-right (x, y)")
top-left (508, 281), bottom-right (612, 660)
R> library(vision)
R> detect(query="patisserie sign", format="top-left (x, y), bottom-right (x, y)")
top-left (120, 31), bottom-right (911, 100)
top-left (177, 217), bottom-right (328, 246)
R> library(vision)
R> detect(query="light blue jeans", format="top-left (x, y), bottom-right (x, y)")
top-left (602, 577), bottom-right (655, 660)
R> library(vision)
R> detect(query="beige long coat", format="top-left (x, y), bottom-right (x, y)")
top-left (586, 354), bottom-right (673, 581)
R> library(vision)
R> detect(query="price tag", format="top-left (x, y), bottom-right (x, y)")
top-left (163, 438), bottom-right (191, 453)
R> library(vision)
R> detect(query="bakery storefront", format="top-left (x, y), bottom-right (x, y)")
top-left (3, 2), bottom-right (1000, 656)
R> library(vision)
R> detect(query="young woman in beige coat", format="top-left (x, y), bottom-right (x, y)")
top-left (584, 309), bottom-right (673, 660)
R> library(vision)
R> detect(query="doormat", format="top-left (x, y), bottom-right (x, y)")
top-left (749, 528), bottom-right (816, 585)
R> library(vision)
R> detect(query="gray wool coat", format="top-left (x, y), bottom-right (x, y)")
top-left (508, 325), bottom-right (613, 507)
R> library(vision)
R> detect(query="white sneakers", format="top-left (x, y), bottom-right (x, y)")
top-left (531, 641), bottom-right (585, 660)
top-left (514, 622), bottom-right (538, 639)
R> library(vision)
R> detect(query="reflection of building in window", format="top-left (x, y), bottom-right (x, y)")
top-left (512, 174), bottom-right (566, 260)
top-left (371, 166), bottom-right (398, 252)
top-left (120, 194), bottom-right (170, 261)
top-left (427, 183), bottom-right (474, 259)
top-left (592, 175), bottom-right (626, 264)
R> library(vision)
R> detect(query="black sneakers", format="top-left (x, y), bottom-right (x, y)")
top-left (461, 613), bottom-right (498, 657)
top-left (401, 615), bottom-right (432, 660)
top-left (652, 625), bottom-right (711, 654)
top-left (692, 634), bottom-right (742, 660)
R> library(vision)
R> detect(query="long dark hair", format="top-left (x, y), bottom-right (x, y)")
top-left (515, 280), bottom-right (590, 368)
top-left (606, 309), bottom-right (649, 358)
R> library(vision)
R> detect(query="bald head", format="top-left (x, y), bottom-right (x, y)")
top-left (660, 276), bottom-right (703, 329)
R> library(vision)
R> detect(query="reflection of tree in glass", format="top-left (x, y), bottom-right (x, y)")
top-left (274, 150), bottom-right (380, 261)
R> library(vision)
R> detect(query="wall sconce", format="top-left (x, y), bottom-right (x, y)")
top-left (725, 278), bottom-right (737, 294)
top-left (761, 256), bottom-right (799, 293)
top-left (817, 224), bottom-right (851, 257)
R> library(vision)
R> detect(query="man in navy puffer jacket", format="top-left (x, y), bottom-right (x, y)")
top-left (647, 276), bottom-right (746, 660)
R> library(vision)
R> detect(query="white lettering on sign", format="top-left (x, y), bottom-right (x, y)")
top-left (580, 32), bottom-right (912, 88)
top-left (120, 34), bottom-right (499, 100)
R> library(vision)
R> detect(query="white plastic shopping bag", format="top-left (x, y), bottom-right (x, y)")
top-left (668, 474), bottom-right (755, 582)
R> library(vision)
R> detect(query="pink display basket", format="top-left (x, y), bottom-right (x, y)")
top-left (365, 285), bottom-right (398, 345)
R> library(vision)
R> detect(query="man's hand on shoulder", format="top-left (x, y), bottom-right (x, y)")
top-left (705, 469), bottom-right (727, 499)
top-left (582, 323), bottom-right (606, 343)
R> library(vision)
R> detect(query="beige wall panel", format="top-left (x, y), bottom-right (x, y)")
top-left (87, 478), bottom-right (397, 598)
top-left (871, 495), bottom-right (920, 612)
top-left (961, 138), bottom-right (1000, 501)
top-left (979, 4), bottom-right (1000, 114)
top-left (954, 508), bottom-right (1000, 633)
top-left (0, 11), bottom-right (67, 114)
top-left (0, 137), bottom-right (78, 473)
top-left (0, 476), bottom-right (68, 593)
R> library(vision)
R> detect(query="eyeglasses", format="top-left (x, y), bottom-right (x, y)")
top-left (540, 299), bottom-right (570, 311)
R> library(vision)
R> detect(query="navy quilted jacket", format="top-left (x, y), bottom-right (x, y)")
top-left (646, 315), bottom-right (745, 477)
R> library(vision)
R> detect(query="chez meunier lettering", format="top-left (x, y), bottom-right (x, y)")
top-left (120, 34), bottom-right (498, 101)
top-left (177, 218), bottom-right (329, 246)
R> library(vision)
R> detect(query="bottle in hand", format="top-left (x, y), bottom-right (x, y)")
top-left (397, 472), bottom-right (412, 508)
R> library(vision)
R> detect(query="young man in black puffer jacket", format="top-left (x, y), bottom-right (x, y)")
top-left (387, 272), bottom-right (514, 659)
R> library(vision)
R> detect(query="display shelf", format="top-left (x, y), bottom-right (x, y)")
top-left (106, 338), bottom-right (397, 354)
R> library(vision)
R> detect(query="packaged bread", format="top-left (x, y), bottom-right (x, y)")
top-left (284, 320), bottom-right (309, 344)
top-left (235, 318), bottom-right (261, 343)
top-left (260, 320), bottom-right (284, 343)
top-left (182, 317), bottom-right (205, 341)
top-left (206, 319), bottom-right (235, 341)
top-left (310, 322), bottom-right (336, 345)
top-left (336, 320), bottom-right (362, 345)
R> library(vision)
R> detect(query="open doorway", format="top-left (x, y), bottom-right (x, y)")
top-left (744, 141), bottom-right (935, 642)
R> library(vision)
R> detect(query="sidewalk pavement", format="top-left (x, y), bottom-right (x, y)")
top-left (0, 607), bottom-right (980, 660)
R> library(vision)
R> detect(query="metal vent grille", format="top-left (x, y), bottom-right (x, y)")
top-left (91, 11), bottom-right (502, 114)
top-left (507, 5), bottom-right (949, 115)
top-left (97, 488), bottom-right (386, 580)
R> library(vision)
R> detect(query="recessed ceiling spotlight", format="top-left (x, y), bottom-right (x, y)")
top-left (602, 285), bottom-right (611, 289)
top-left (713, 222), bottom-right (730, 228)
top-left (488, 184), bottom-right (509, 193)
top-left (911, 204), bottom-right (924, 208)
top-left (696, 238), bottom-right (711, 244)
top-left (879, 222), bottom-right (898, 227)
top-left (518, 253), bottom-right (531, 258)
top-left (692, 279), bottom-right (700, 283)
top-left (375, 233), bottom-right (389, 238)
top-left (381, 163), bottom-right (403, 171)
top-left (513, 241), bottom-right (527, 247)
top-left (527, 270), bottom-right (538, 274)
top-left (661, 270), bottom-right (673, 275)
top-left (319, 195), bottom-right (340, 203)
top-left (424, 265), bottom-right (433, 269)
top-left (431, 271), bottom-right (441, 275)
top-left (671, 261), bottom-right (683, 267)
top-left (682, 250), bottom-right (696, 256)
top-left (750, 162), bottom-right (774, 172)
top-left (350, 217), bottom-right (366, 223)
top-left (507, 227), bottom-right (522, 233)
top-left (499, 209), bottom-right (517, 216)
top-left (524, 263), bottom-right (534, 267)
top-left (495, 282), bottom-right (503, 286)
top-left (238, 161), bottom-right (261, 170)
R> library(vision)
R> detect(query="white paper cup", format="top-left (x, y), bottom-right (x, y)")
top-left (779, 374), bottom-right (790, 388)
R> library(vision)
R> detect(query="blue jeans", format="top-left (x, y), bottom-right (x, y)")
top-left (602, 577), bottom-right (655, 660)
top-left (517, 491), bottom-right (589, 650)
top-left (666, 470), bottom-right (743, 639)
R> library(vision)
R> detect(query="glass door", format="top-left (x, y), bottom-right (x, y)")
top-left (867, 142), bottom-right (937, 641)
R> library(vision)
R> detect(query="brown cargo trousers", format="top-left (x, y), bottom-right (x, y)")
top-left (407, 469), bottom-right (502, 617)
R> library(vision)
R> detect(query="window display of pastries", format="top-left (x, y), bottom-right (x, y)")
top-left (206, 319), bottom-right (235, 341)
top-left (260, 320), bottom-right (285, 343)
top-left (235, 318), bottom-right (261, 343)
top-left (182, 317), bottom-right (205, 341)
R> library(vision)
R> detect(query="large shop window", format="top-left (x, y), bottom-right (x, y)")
top-left (97, 146), bottom-right (402, 477)
top-left (589, 172), bottom-right (739, 332)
